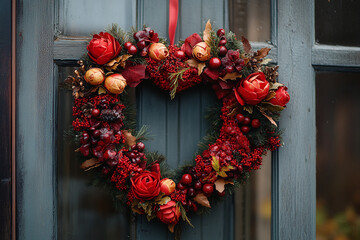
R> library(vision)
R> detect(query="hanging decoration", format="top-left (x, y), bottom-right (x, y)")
top-left (62, 19), bottom-right (290, 236)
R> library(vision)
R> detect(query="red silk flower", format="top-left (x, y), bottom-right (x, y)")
top-left (87, 32), bottom-right (121, 65)
top-left (269, 86), bottom-right (290, 107)
top-left (156, 200), bottom-right (181, 225)
top-left (131, 171), bottom-right (161, 201)
top-left (234, 72), bottom-right (270, 105)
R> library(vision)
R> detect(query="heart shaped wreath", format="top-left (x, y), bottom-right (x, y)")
top-left (63, 21), bottom-right (290, 233)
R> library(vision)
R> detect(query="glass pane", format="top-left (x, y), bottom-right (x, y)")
top-left (235, 154), bottom-right (271, 240)
top-left (316, 72), bottom-right (360, 240)
top-left (315, 0), bottom-right (360, 47)
top-left (60, 0), bottom-right (135, 36)
top-left (228, 0), bottom-right (271, 42)
top-left (57, 67), bottom-right (131, 240)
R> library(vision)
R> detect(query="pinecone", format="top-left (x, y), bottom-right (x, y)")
top-left (100, 109), bottom-right (122, 122)
top-left (263, 66), bottom-right (279, 83)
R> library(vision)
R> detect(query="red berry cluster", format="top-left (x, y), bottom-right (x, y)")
top-left (132, 27), bottom-right (159, 56)
top-left (235, 113), bottom-right (261, 134)
top-left (73, 94), bottom-right (126, 170)
top-left (146, 45), bottom-right (202, 93)
top-left (125, 142), bottom-right (146, 164)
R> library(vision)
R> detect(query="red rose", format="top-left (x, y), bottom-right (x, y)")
top-left (131, 171), bottom-right (160, 201)
top-left (87, 32), bottom-right (121, 65)
top-left (156, 200), bottom-right (181, 225)
top-left (181, 33), bottom-right (202, 58)
top-left (269, 86), bottom-right (290, 107)
top-left (234, 72), bottom-right (270, 105)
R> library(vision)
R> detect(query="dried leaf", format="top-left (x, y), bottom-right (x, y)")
top-left (179, 203), bottom-right (194, 227)
top-left (241, 36), bottom-right (252, 54)
top-left (98, 86), bottom-right (107, 95)
top-left (264, 91), bottom-right (276, 101)
top-left (257, 106), bottom-right (278, 126)
top-left (197, 62), bottom-right (206, 75)
top-left (203, 20), bottom-right (212, 45)
top-left (243, 105), bottom-right (253, 114)
top-left (156, 196), bottom-right (171, 205)
top-left (260, 102), bottom-right (285, 112)
top-left (214, 178), bottom-right (234, 193)
top-left (227, 106), bottom-right (240, 117)
top-left (269, 82), bottom-right (284, 90)
top-left (261, 58), bottom-right (272, 65)
top-left (255, 48), bottom-right (271, 60)
top-left (122, 130), bottom-right (136, 147)
top-left (218, 165), bottom-right (235, 178)
top-left (168, 224), bottom-right (176, 233)
top-left (219, 72), bottom-right (242, 81)
top-left (104, 54), bottom-right (133, 71)
top-left (80, 158), bottom-right (102, 171)
top-left (185, 59), bottom-right (198, 68)
top-left (211, 156), bottom-right (220, 172)
top-left (194, 193), bottom-right (211, 208)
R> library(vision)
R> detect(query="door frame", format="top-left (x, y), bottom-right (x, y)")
top-left (16, 0), bottom-right (360, 239)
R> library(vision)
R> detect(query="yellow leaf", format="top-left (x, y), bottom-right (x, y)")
top-left (156, 196), bottom-right (171, 205)
top-left (104, 54), bottom-right (133, 71)
top-left (98, 86), bottom-right (107, 95)
top-left (197, 62), bottom-right (206, 75)
top-left (194, 193), bottom-right (211, 208)
top-left (264, 91), bottom-right (276, 101)
top-left (80, 158), bottom-right (102, 171)
top-left (261, 58), bottom-right (272, 65)
top-left (203, 20), bottom-right (212, 45)
top-left (243, 105), bottom-right (253, 114)
top-left (227, 106), bottom-right (240, 117)
top-left (185, 59), bottom-right (198, 68)
top-left (211, 156), bottom-right (220, 172)
top-left (168, 223), bottom-right (176, 233)
top-left (219, 72), bottom-right (242, 81)
top-left (269, 82), bottom-right (284, 91)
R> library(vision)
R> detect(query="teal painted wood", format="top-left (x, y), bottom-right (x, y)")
top-left (273, 0), bottom-right (316, 239)
top-left (136, 0), bottom-right (234, 239)
top-left (16, 0), bottom-right (56, 239)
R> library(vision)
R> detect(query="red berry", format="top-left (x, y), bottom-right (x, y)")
top-left (225, 126), bottom-right (233, 134)
top-left (243, 117), bottom-right (251, 125)
top-left (177, 182), bottom-right (186, 190)
top-left (181, 174), bottom-right (193, 185)
top-left (93, 130), bottom-right (101, 138)
top-left (209, 57), bottom-right (221, 69)
top-left (236, 114), bottom-right (245, 123)
top-left (241, 126), bottom-right (250, 134)
top-left (79, 144), bottom-right (90, 156)
top-left (251, 119), bottom-right (261, 128)
top-left (217, 28), bottom-right (225, 37)
top-left (202, 184), bottom-right (214, 195)
top-left (107, 159), bottom-right (118, 168)
top-left (102, 166), bottom-right (110, 175)
top-left (80, 136), bottom-right (89, 145)
top-left (218, 39), bottom-right (227, 46)
top-left (194, 181), bottom-right (202, 190)
top-left (91, 108), bottom-right (100, 117)
top-left (238, 165), bottom-right (243, 172)
top-left (127, 45), bottom-right (137, 55)
top-left (128, 152), bottom-right (136, 159)
top-left (149, 29), bottom-right (154, 36)
top-left (140, 48), bottom-right (148, 57)
top-left (137, 40), bottom-right (146, 49)
top-left (174, 50), bottom-right (185, 59)
top-left (136, 142), bottom-right (145, 152)
top-left (210, 145), bottom-right (220, 152)
top-left (187, 188), bottom-right (196, 197)
top-left (230, 129), bottom-right (237, 136)
top-left (226, 65), bottom-right (234, 73)
top-left (218, 46), bottom-right (227, 56)
top-left (124, 42), bottom-right (132, 49)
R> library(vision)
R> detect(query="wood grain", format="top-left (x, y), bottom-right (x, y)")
top-left (0, 1), bottom-right (12, 239)
top-left (16, 0), bottom-right (55, 239)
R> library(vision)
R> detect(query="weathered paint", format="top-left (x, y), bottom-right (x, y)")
top-left (274, 0), bottom-right (316, 239)
top-left (16, 0), bottom-right (56, 239)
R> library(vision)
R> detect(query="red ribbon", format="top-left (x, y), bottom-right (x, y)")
top-left (169, 0), bottom-right (179, 45)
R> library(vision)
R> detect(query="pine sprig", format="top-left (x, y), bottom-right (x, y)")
top-left (168, 67), bottom-right (190, 99)
top-left (106, 23), bottom-right (129, 45)
top-left (225, 31), bottom-right (243, 52)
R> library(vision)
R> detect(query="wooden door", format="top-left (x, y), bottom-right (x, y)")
top-left (15, 0), bottom-right (323, 239)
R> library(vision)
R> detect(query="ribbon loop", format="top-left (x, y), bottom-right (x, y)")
top-left (169, 0), bottom-right (179, 45)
